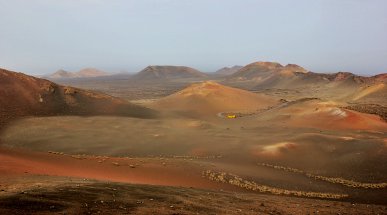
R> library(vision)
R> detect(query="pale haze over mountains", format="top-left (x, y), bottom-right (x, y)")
top-left (1, 0), bottom-right (387, 75)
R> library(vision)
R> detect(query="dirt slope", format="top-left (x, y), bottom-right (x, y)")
top-left (0, 177), bottom-right (385, 215)
top-left (258, 99), bottom-right (387, 131)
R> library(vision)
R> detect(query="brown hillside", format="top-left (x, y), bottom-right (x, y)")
top-left (0, 68), bottom-right (156, 128)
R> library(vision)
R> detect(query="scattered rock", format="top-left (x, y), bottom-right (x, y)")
top-left (64, 87), bottom-right (76, 95)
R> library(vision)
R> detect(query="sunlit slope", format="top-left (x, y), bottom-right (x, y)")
top-left (152, 81), bottom-right (279, 116)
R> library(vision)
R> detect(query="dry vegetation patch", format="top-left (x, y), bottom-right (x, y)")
top-left (344, 104), bottom-right (387, 122)
top-left (202, 170), bottom-right (348, 199)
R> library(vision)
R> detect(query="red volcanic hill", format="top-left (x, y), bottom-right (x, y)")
top-left (151, 81), bottom-right (279, 116)
top-left (131, 65), bottom-right (208, 81)
top-left (0, 68), bottom-right (156, 128)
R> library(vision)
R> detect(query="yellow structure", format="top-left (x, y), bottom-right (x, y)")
top-left (226, 114), bottom-right (236, 119)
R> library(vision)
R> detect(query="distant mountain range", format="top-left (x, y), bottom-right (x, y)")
top-left (227, 61), bottom-right (386, 87)
top-left (131, 65), bottom-right (208, 81)
top-left (43, 63), bottom-right (386, 87)
top-left (44, 68), bottom-right (109, 79)
top-left (222, 61), bottom-right (386, 105)
top-left (228, 62), bottom-right (308, 81)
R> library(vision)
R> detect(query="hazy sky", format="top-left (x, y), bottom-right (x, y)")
top-left (0, 0), bottom-right (387, 75)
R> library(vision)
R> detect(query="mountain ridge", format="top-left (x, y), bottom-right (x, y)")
top-left (44, 68), bottom-right (108, 79)
top-left (131, 65), bottom-right (208, 81)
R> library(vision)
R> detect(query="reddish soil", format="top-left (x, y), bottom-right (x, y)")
top-left (0, 147), bottom-right (229, 191)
